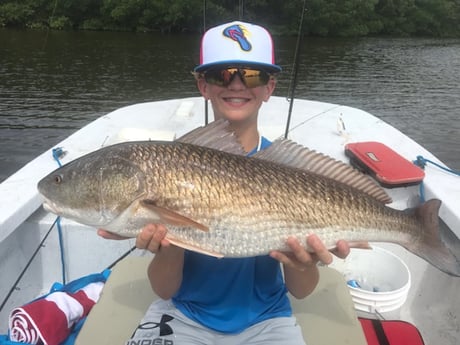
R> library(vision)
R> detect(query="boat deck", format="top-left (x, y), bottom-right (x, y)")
top-left (0, 97), bottom-right (459, 344)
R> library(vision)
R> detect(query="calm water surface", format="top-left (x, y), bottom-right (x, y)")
top-left (1, 29), bottom-right (459, 182)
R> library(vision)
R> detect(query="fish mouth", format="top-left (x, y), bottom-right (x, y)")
top-left (41, 199), bottom-right (58, 214)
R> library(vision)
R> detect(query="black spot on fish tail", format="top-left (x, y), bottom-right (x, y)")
top-left (408, 199), bottom-right (460, 277)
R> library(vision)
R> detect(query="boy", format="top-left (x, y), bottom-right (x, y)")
top-left (100, 21), bottom-right (349, 344)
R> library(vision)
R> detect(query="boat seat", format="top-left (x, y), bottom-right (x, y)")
top-left (76, 256), bottom-right (367, 345)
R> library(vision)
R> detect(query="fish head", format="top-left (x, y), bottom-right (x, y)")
top-left (37, 146), bottom-right (146, 227)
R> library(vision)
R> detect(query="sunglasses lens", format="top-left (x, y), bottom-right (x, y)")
top-left (203, 68), bottom-right (270, 88)
top-left (241, 69), bottom-right (270, 88)
top-left (202, 69), bottom-right (231, 86)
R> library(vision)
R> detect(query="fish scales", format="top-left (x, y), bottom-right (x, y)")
top-left (106, 142), bottom-right (417, 255)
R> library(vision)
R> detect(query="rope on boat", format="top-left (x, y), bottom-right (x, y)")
top-left (52, 147), bottom-right (67, 284)
top-left (414, 155), bottom-right (460, 176)
top-left (0, 218), bottom-right (59, 313)
top-left (52, 147), bottom-right (64, 167)
top-left (56, 217), bottom-right (66, 284)
top-left (414, 155), bottom-right (460, 202)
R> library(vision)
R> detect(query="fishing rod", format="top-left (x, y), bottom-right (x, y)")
top-left (285, 0), bottom-right (307, 139)
top-left (203, 0), bottom-right (209, 125)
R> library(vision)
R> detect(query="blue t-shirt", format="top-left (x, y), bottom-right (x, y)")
top-left (172, 136), bottom-right (292, 333)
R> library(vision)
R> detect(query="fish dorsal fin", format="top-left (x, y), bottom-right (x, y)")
top-left (178, 120), bottom-right (391, 203)
top-left (176, 119), bottom-right (246, 156)
top-left (253, 139), bottom-right (392, 204)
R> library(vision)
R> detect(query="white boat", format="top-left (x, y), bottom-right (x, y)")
top-left (0, 96), bottom-right (459, 344)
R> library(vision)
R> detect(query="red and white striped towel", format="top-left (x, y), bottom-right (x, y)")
top-left (8, 281), bottom-right (104, 345)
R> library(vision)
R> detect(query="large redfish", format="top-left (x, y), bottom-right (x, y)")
top-left (37, 120), bottom-right (460, 276)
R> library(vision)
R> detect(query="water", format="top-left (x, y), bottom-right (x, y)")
top-left (1, 29), bottom-right (459, 182)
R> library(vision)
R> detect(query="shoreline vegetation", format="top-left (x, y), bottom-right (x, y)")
top-left (1, 0), bottom-right (459, 37)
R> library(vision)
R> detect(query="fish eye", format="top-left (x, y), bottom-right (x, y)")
top-left (53, 174), bottom-right (63, 184)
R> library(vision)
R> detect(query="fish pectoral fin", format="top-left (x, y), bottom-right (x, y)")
top-left (141, 200), bottom-right (209, 232)
top-left (166, 235), bottom-right (224, 258)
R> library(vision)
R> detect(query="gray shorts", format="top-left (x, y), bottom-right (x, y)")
top-left (125, 299), bottom-right (306, 345)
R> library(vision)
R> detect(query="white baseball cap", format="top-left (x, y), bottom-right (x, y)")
top-left (194, 21), bottom-right (281, 73)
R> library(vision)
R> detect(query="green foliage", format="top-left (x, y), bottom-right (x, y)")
top-left (412, 0), bottom-right (460, 36)
top-left (305, 0), bottom-right (381, 36)
top-left (0, 0), bottom-right (459, 37)
top-left (49, 15), bottom-right (72, 29)
top-left (0, 2), bottom-right (34, 27)
top-left (80, 17), bottom-right (104, 30)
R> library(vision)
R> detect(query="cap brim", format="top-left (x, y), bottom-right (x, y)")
top-left (194, 61), bottom-right (282, 73)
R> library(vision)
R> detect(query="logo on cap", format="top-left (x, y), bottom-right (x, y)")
top-left (223, 24), bottom-right (251, 52)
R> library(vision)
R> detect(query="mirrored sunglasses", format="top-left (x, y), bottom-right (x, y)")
top-left (200, 67), bottom-right (272, 88)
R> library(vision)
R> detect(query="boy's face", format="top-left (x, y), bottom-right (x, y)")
top-left (196, 67), bottom-right (276, 124)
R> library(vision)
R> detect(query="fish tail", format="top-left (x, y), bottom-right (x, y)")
top-left (409, 199), bottom-right (460, 276)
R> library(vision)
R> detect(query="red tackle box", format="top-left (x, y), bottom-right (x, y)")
top-left (345, 141), bottom-right (425, 188)
top-left (359, 318), bottom-right (425, 345)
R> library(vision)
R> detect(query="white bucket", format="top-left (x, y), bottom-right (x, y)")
top-left (330, 246), bottom-right (411, 313)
